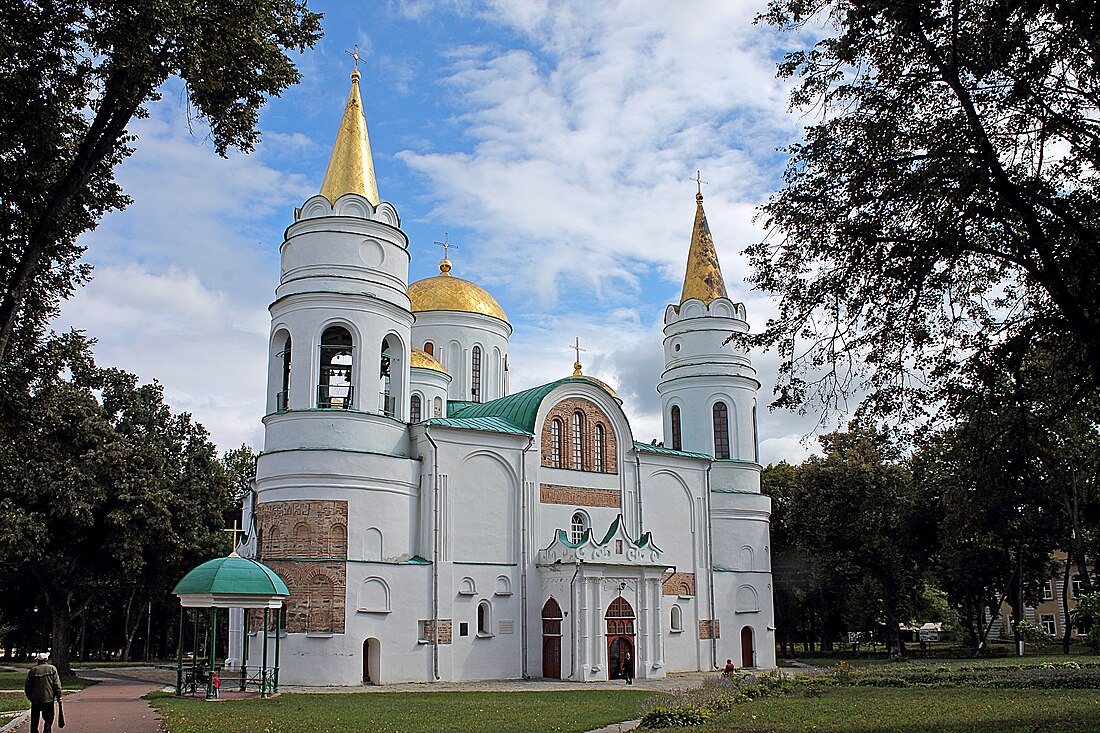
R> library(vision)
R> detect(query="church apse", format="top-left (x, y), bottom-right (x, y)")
top-left (256, 500), bottom-right (348, 633)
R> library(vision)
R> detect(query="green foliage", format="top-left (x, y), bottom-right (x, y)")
top-left (749, 0), bottom-right (1100, 426)
top-left (1072, 593), bottom-right (1100, 651)
top-left (641, 705), bottom-right (714, 729)
top-left (0, 331), bottom-right (234, 671)
top-left (0, 0), bottom-right (323, 359)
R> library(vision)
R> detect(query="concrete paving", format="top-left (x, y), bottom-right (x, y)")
top-left (13, 670), bottom-right (163, 733)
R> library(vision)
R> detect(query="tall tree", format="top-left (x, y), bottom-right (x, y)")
top-left (0, 331), bottom-right (230, 672)
top-left (0, 0), bottom-right (322, 361)
top-left (750, 0), bottom-right (1100, 423)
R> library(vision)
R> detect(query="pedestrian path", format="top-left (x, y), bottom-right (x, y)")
top-left (13, 670), bottom-right (163, 733)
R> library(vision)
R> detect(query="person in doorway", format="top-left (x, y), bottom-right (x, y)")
top-left (623, 652), bottom-right (634, 685)
top-left (723, 658), bottom-right (736, 677)
top-left (24, 652), bottom-right (62, 733)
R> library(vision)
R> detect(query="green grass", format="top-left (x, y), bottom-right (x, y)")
top-left (0, 670), bottom-right (94, 691)
top-left (688, 686), bottom-right (1100, 732)
top-left (0, 691), bottom-right (28, 714)
top-left (151, 689), bottom-right (653, 733)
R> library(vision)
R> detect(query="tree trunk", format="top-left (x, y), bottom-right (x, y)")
top-left (48, 597), bottom-right (73, 675)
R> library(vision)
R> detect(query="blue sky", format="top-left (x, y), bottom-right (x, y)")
top-left (56, 0), bottom-right (830, 462)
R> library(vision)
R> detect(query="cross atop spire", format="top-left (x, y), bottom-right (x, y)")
top-left (570, 337), bottom-right (586, 376)
top-left (346, 44), bottom-right (363, 76)
top-left (689, 170), bottom-right (708, 197)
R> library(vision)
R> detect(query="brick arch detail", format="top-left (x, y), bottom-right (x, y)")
top-left (540, 397), bottom-right (618, 474)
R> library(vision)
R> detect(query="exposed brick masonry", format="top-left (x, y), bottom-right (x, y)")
top-left (662, 571), bottom-right (696, 596)
top-left (540, 484), bottom-right (621, 508)
top-left (540, 397), bottom-right (619, 474)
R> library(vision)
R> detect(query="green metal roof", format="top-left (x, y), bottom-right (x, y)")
top-left (441, 377), bottom-right (617, 433)
top-left (172, 556), bottom-right (289, 597)
top-left (633, 441), bottom-right (712, 461)
top-left (426, 415), bottom-right (530, 435)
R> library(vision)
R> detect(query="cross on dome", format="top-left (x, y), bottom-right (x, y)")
top-left (689, 169), bottom-right (708, 199)
top-left (345, 44), bottom-right (363, 80)
top-left (434, 233), bottom-right (459, 275)
top-left (570, 336), bottom-right (587, 376)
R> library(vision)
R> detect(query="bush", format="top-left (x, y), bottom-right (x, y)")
top-left (640, 705), bottom-right (714, 729)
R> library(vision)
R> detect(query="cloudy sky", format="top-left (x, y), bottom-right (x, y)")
top-left (55, 0), bottom-right (835, 464)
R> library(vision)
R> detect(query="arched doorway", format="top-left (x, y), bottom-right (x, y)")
top-left (363, 637), bottom-right (380, 684)
top-left (740, 626), bottom-right (754, 668)
top-left (605, 596), bottom-right (636, 681)
top-left (542, 598), bottom-right (563, 679)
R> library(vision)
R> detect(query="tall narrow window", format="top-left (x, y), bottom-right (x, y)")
top-left (319, 326), bottom-right (353, 409)
top-left (379, 336), bottom-right (398, 417)
top-left (752, 403), bottom-right (759, 462)
top-left (671, 405), bottom-right (682, 451)
top-left (570, 512), bottom-right (589, 544)
top-left (571, 412), bottom-right (584, 470)
top-left (410, 395), bottom-right (422, 423)
top-left (477, 600), bottom-right (492, 636)
top-left (713, 402), bottom-right (731, 459)
top-left (434, 396), bottom-right (443, 418)
top-left (593, 424), bottom-right (604, 472)
top-left (277, 335), bottom-right (292, 411)
top-left (551, 419), bottom-right (562, 468)
top-left (424, 341), bottom-right (434, 356)
top-left (471, 345), bottom-right (482, 402)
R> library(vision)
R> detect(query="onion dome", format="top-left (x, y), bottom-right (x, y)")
top-left (410, 347), bottom-right (448, 374)
top-left (408, 258), bottom-right (508, 323)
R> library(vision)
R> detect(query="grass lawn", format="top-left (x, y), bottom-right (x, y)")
top-left (0, 670), bottom-right (94, 691)
top-left (0, 692), bottom-right (28, 714)
top-left (151, 689), bottom-right (653, 733)
top-left (693, 686), bottom-right (1100, 732)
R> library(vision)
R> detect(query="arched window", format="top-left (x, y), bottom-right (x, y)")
top-left (572, 412), bottom-right (584, 470)
top-left (712, 402), bottom-right (731, 459)
top-left (379, 336), bottom-right (399, 417)
top-left (542, 598), bottom-right (563, 636)
top-left (752, 402), bottom-right (759, 462)
top-left (433, 396), bottom-right (443, 418)
top-left (277, 334), bottom-right (292, 411)
top-left (477, 600), bottom-right (492, 636)
top-left (570, 511), bottom-right (589, 544)
top-left (319, 326), bottom-right (353, 409)
top-left (671, 405), bottom-right (682, 451)
top-left (593, 424), bottom-right (604, 472)
top-left (471, 345), bottom-right (482, 402)
top-left (410, 394), bottom-right (422, 423)
top-left (424, 341), bottom-right (434, 356)
top-left (551, 419), bottom-right (563, 468)
top-left (670, 604), bottom-right (683, 632)
top-left (605, 597), bottom-right (635, 636)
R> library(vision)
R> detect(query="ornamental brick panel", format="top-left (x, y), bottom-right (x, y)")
top-left (540, 484), bottom-right (621, 508)
top-left (540, 397), bottom-right (619, 474)
top-left (698, 619), bottom-right (721, 640)
top-left (419, 619), bottom-right (453, 645)
top-left (254, 500), bottom-right (349, 634)
top-left (662, 571), bottom-right (696, 596)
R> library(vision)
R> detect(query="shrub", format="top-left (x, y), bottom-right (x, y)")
top-left (640, 705), bottom-right (714, 729)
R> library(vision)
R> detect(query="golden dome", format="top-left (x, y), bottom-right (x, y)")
top-left (408, 260), bottom-right (508, 323)
top-left (410, 348), bottom-right (448, 374)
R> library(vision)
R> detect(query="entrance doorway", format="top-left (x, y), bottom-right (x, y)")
top-left (740, 626), bottom-right (754, 668)
top-left (542, 598), bottom-right (563, 679)
top-left (363, 637), bottom-right (380, 684)
top-left (605, 596), bottom-right (636, 681)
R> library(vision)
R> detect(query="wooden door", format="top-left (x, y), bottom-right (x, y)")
top-left (741, 626), bottom-right (754, 668)
top-left (607, 636), bottom-right (634, 680)
top-left (542, 637), bottom-right (561, 679)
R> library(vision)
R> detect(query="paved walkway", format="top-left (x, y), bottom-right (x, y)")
top-left (11, 670), bottom-right (163, 733)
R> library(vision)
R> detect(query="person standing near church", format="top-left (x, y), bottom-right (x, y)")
top-left (623, 652), bottom-right (634, 685)
top-left (24, 652), bottom-right (62, 733)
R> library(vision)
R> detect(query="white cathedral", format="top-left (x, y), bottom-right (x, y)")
top-left (232, 66), bottom-right (775, 686)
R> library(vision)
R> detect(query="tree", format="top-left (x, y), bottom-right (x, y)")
top-left (782, 430), bottom-right (933, 655)
top-left (749, 0), bottom-right (1100, 424)
top-left (221, 443), bottom-right (258, 519)
top-left (0, 331), bottom-right (231, 672)
top-left (0, 0), bottom-right (322, 361)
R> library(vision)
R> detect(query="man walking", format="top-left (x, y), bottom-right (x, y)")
top-left (24, 652), bottom-right (62, 733)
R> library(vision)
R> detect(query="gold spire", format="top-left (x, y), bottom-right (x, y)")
top-left (679, 191), bottom-right (728, 305)
top-left (320, 56), bottom-right (380, 206)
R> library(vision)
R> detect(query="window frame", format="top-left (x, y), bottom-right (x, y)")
top-left (712, 401), bottom-right (731, 459)
top-left (571, 411), bottom-right (584, 470)
top-left (471, 345), bottom-right (483, 402)
top-left (570, 511), bottom-right (589, 545)
top-left (671, 405), bottom-right (682, 451)
top-left (410, 394), bottom-right (422, 423)
top-left (318, 325), bottom-right (354, 410)
top-left (593, 423), bottom-right (604, 472)
top-left (551, 418), bottom-right (563, 468)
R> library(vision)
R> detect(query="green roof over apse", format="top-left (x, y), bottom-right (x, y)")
top-left (445, 377), bottom-right (619, 433)
top-left (426, 415), bottom-right (531, 435)
top-left (633, 441), bottom-right (712, 461)
top-left (173, 556), bottom-right (289, 597)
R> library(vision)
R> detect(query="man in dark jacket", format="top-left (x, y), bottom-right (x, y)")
top-left (24, 652), bottom-right (62, 733)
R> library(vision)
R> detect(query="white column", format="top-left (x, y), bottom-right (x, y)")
top-left (638, 578), bottom-right (650, 678)
top-left (591, 578), bottom-right (604, 678)
top-left (652, 577), bottom-right (665, 670)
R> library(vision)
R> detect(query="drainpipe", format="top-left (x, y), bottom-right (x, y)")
top-left (634, 451), bottom-right (644, 534)
top-left (424, 426), bottom-right (441, 681)
top-left (519, 434), bottom-right (535, 679)
top-left (705, 462), bottom-right (718, 670)
top-left (568, 559), bottom-right (582, 680)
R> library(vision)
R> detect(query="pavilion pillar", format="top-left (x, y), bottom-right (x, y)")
top-left (176, 607), bottom-right (184, 696)
top-left (273, 606), bottom-right (282, 694)
top-left (207, 607), bottom-right (217, 700)
top-left (241, 608), bottom-right (250, 692)
top-left (191, 609), bottom-right (199, 689)
top-left (261, 608), bottom-right (270, 698)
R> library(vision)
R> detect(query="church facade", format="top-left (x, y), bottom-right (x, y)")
top-left (231, 68), bottom-right (776, 686)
